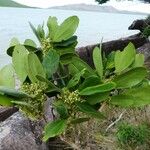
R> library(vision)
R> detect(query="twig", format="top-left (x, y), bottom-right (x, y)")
top-left (106, 110), bottom-right (126, 132)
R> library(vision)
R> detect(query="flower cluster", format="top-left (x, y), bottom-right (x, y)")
top-left (19, 82), bottom-right (47, 120)
top-left (41, 38), bottom-right (51, 54)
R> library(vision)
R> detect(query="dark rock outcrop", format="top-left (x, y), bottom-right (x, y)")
top-left (0, 106), bottom-right (18, 122)
top-left (77, 34), bottom-right (148, 67)
top-left (0, 112), bottom-right (48, 150)
top-left (128, 17), bottom-right (150, 32)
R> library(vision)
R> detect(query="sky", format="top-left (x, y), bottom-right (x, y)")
top-left (14, 0), bottom-right (150, 13)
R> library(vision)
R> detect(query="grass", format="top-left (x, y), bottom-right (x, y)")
top-left (50, 105), bottom-right (150, 150)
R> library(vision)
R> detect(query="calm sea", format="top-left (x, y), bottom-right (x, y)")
top-left (0, 7), bottom-right (146, 68)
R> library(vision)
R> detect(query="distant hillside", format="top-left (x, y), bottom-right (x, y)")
top-left (0, 0), bottom-right (30, 8)
top-left (50, 4), bottom-right (148, 15)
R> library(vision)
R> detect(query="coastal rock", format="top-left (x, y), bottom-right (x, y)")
top-left (0, 106), bottom-right (18, 122)
top-left (128, 17), bottom-right (150, 32)
top-left (77, 34), bottom-right (147, 67)
top-left (0, 112), bottom-right (48, 150)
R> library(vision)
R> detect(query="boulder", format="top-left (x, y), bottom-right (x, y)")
top-left (0, 112), bottom-right (48, 150)
top-left (128, 17), bottom-right (150, 32)
top-left (77, 34), bottom-right (147, 67)
top-left (0, 106), bottom-right (18, 122)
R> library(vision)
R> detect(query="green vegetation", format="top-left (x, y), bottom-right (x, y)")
top-left (0, 0), bottom-right (30, 8)
top-left (117, 122), bottom-right (150, 149)
top-left (0, 16), bottom-right (150, 148)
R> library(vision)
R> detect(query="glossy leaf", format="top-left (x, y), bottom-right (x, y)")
top-left (47, 16), bottom-right (58, 39)
top-left (29, 22), bottom-right (41, 43)
top-left (12, 45), bottom-right (28, 82)
top-left (76, 102), bottom-right (105, 119)
top-left (37, 25), bottom-right (45, 39)
top-left (53, 16), bottom-right (79, 42)
top-left (115, 42), bottom-right (136, 73)
top-left (0, 64), bottom-right (15, 88)
top-left (70, 57), bottom-right (95, 78)
top-left (53, 36), bottom-right (77, 47)
top-left (113, 67), bottom-right (147, 89)
top-left (53, 101), bottom-right (68, 119)
top-left (93, 46), bottom-right (103, 80)
top-left (106, 51), bottom-right (115, 69)
top-left (132, 54), bottom-right (144, 68)
top-left (42, 50), bottom-right (60, 78)
top-left (36, 75), bottom-right (61, 92)
top-left (110, 86), bottom-right (150, 107)
top-left (0, 86), bottom-right (30, 98)
top-left (43, 119), bottom-right (67, 141)
top-left (26, 52), bottom-right (46, 83)
top-left (79, 82), bottom-right (116, 95)
top-left (7, 37), bottom-right (20, 56)
top-left (79, 75), bottom-right (100, 90)
top-left (67, 69), bottom-right (85, 88)
top-left (24, 39), bottom-right (37, 48)
top-left (0, 94), bottom-right (14, 106)
top-left (86, 92), bottom-right (109, 105)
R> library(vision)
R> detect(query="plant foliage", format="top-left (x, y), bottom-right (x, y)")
top-left (0, 16), bottom-right (150, 142)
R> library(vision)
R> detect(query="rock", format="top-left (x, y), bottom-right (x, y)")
top-left (0, 112), bottom-right (48, 150)
top-left (137, 42), bottom-right (150, 60)
top-left (77, 34), bottom-right (147, 67)
top-left (128, 17), bottom-right (150, 32)
top-left (137, 42), bottom-right (150, 69)
top-left (0, 106), bottom-right (18, 122)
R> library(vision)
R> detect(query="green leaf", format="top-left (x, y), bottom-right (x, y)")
top-left (53, 16), bottom-right (79, 42)
top-left (53, 36), bottom-right (77, 47)
top-left (24, 39), bottom-right (37, 48)
top-left (42, 50), bottom-right (60, 78)
top-left (67, 69), bottom-right (85, 88)
top-left (113, 67), bottom-right (147, 89)
top-left (115, 42), bottom-right (136, 73)
top-left (37, 24), bottom-right (45, 39)
top-left (53, 101), bottom-right (68, 119)
top-left (93, 46), bottom-right (103, 80)
top-left (47, 16), bottom-right (58, 39)
top-left (11, 101), bottom-right (32, 107)
top-left (76, 102), bottom-right (105, 119)
top-left (43, 119), bottom-right (67, 141)
top-left (132, 54), bottom-right (144, 68)
top-left (70, 57), bottom-right (95, 78)
top-left (0, 94), bottom-right (14, 106)
top-left (70, 117), bottom-right (90, 124)
top-left (111, 95), bottom-right (136, 107)
top-left (79, 75), bottom-right (100, 91)
top-left (0, 64), bottom-right (15, 88)
top-left (86, 92), bottom-right (109, 105)
top-left (110, 86), bottom-right (150, 107)
top-left (36, 75), bottom-right (61, 92)
top-left (29, 22), bottom-right (41, 43)
top-left (7, 37), bottom-right (20, 56)
top-left (12, 45), bottom-right (28, 82)
top-left (0, 86), bottom-right (30, 98)
top-left (60, 53), bottom-right (77, 65)
top-left (79, 82), bottom-right (116, 96)
top-left (106, 51), bottom-right (115, 69)
top-left (26, 52), bottom-right (46, 83)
